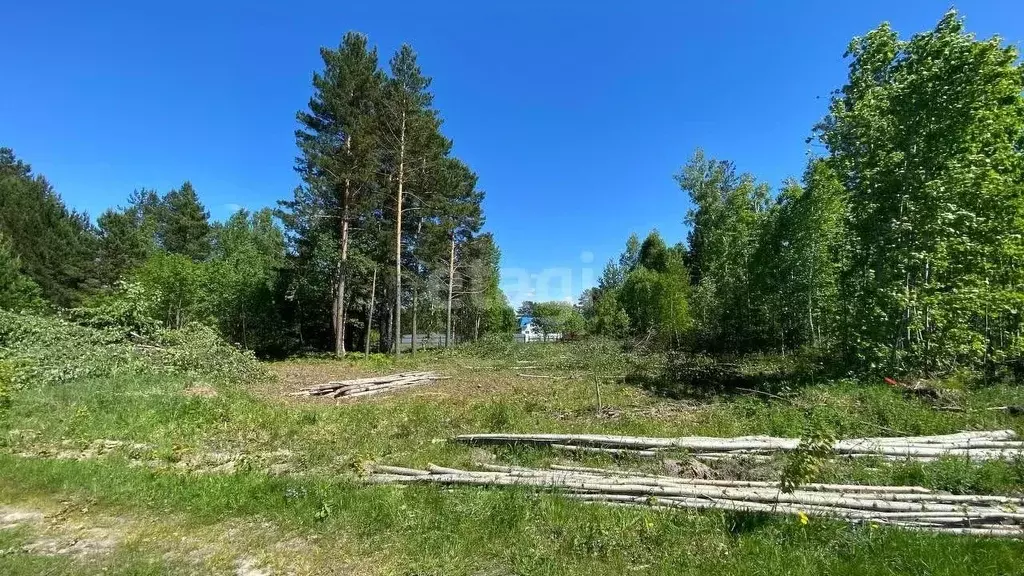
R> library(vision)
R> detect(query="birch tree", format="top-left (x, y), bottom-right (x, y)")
top-left (818, 10), bottom-right (1024, 372)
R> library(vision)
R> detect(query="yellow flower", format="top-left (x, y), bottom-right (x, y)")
top-left (798, 511), bottom-right (809, 525)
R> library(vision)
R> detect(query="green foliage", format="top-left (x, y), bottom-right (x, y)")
top-left (4, 343), bottom-right (1024, 574)
top-left (292, 32), bottom-right (385, 354)
top-left (157, 182), bottom-right (211, 261)
top-left (677, 151), bottom-right (770, 351)
top-left (0, 309), bottom-right (269, 390)
top-left (819, 10), bottom-right (1024, 373)
top-left (0, 38), bottom-right (505, 361)
top-left (0, 148), bottom-right (98, 307)
top-left (67, 281), bottom-right (163, 338)
top-left (750, 162), bottom-right (849, 353)
top-left (456, 234), bottom-right (514, 340)
top-left (4, 10), bottom-right (1021, 377)
top-left (529, 301), bottom-right (584, 337)
top-left (589, 11), bottom-right (1024, 378)
top-left (95, 194), bottom-right (158, 287)
top-left (284, 34), bottom-right (499, 355)
top-left (780, 415), bottom-right (837, 493)
top-left (456, 332), bottom-right (518, 358)
top-left (590, 289), bottom-right (629, 336)
top-left (155, 323), bottom-right (269, 384)
top-left (617, 232), bottom-right (692, 348)
top-left (584, 231), bottom-right (691, 347)
top-left (0, 361), bottom-right (12, 426)
top-left (207, 209), bottom-right (287, 351)
top-left (133, 251), bottom-right (212, 329)
top-left (0, 232), bottom-right (43, 312)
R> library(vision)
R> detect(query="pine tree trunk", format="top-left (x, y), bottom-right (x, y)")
top-left (379, 291), bottom-right (393, 354)
top-left (296, 297), bottom-right (304, 347)
top-left (394, 111), bottom-right (406, 356)
top-left (446, 231), bottom-right (456, 347)
top-left (335, 158), bottom-right (352, 357)
top-left (365, 265), bottom-right (376, 355)
top-left (411, 288), bottom-right (418, 355)
top-left (332, 261), bottom-right (343, 352)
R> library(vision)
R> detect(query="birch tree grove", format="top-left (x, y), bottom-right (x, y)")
top-left (818, 11), bottom-right (1024, 373)
top-left (584, 10), bottom-right (1024, 377)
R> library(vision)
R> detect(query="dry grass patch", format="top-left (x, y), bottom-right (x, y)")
top-left (0, 495), bottom-right (374, 575)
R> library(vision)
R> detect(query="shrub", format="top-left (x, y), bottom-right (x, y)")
top-left (0, 309), bottom-right (270, 389)
top-left (0, 360), bottom-right (12, 422)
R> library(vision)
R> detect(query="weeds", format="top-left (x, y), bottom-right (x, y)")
top-left (780, 414), bottom-right (837, 492)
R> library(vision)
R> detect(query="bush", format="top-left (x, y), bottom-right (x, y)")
top-left (450, 333), bottom-right (517, 359)
top-left (66, 281), bottom-right (162, 338)
top-left (0, 309), bottom-right (270, 389)
top-left (0, 360), bottom-right (12, 424)
top-left (154, 323), bottom-right (269, 384)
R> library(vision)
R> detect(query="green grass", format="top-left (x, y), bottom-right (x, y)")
top-left (2, 341), bottom-right (1024, 574)
top-left (2, 455), bottom-right (1023, 576)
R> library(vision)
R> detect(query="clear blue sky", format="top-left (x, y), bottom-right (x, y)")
top-left (3, 1), bottom-right (1022, 307)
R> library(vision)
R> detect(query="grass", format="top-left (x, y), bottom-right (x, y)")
top-left (2, 340), bottom-right (1024, 574)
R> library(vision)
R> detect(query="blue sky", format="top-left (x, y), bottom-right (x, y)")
top-left (3, 1), bottom-right (1022, 307)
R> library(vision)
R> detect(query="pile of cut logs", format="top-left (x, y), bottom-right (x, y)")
top-left (292, 371), bottom-right (444, 399)
top-left (454, 430), bottom-right (1024, 462)
top-left (368, 463), bottom-right (1024, 537)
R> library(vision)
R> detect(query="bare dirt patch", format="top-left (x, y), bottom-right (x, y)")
top-left (184, 384), bottom-right (219, 397)
top-left (0, 507), bottom-right (44, 529)
top-left (22, 527), bottom-right (118, 558)
top-left (6, 439), bottom-right (299, 477)
top-left (0, 504), bottom-right (125, 559)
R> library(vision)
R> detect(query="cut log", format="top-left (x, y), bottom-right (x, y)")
top-left (367, 462), bottom-right (1024, 538)
top-left (453, 430), bottom-right (1023, 462)
top-left (293, 372), bottom-right (444, 400)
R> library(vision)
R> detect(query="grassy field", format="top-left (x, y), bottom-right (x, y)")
top-left (2, 339), bottom-right (1024, 575)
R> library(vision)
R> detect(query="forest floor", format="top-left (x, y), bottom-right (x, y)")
top-left (3, 340), bottom-right (1024, 575)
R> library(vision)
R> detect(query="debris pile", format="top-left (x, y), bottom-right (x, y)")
top-left (292, 372), bottom-right (445, 399)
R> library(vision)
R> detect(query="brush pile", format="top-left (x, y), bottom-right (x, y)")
top-left (368, 463), bottom-right (1024, 537)
top-left (454, 430), bottom-right (1024, 462)
top-left (292, 371), bottom-right (444, 399)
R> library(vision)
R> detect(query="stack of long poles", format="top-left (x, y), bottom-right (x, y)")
top-left (292, 371), bottom-right (444, 399)
top-left (453, 430), bottom-right (1024, 462)
top-left (368, 463), bottom-right (1024, 537)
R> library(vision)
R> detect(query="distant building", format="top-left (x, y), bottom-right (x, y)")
top-left (516, 315), bottom-right (561, 343)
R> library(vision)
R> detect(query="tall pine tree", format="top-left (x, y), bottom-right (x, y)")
top-left (295, 32), bottom-right (384, 356)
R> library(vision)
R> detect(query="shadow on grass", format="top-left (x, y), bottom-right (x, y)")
top-left (624, 352), bottom-right (829, 402)
top-left (723, 511), bottom-right (778, 536)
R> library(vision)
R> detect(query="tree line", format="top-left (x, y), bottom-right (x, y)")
top-left (583, 12), bottom-right (1024, 376)
top-left (4, 12), bottom-right (1021, 374)
top-left (0, 34), bottom-right (516, 356)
